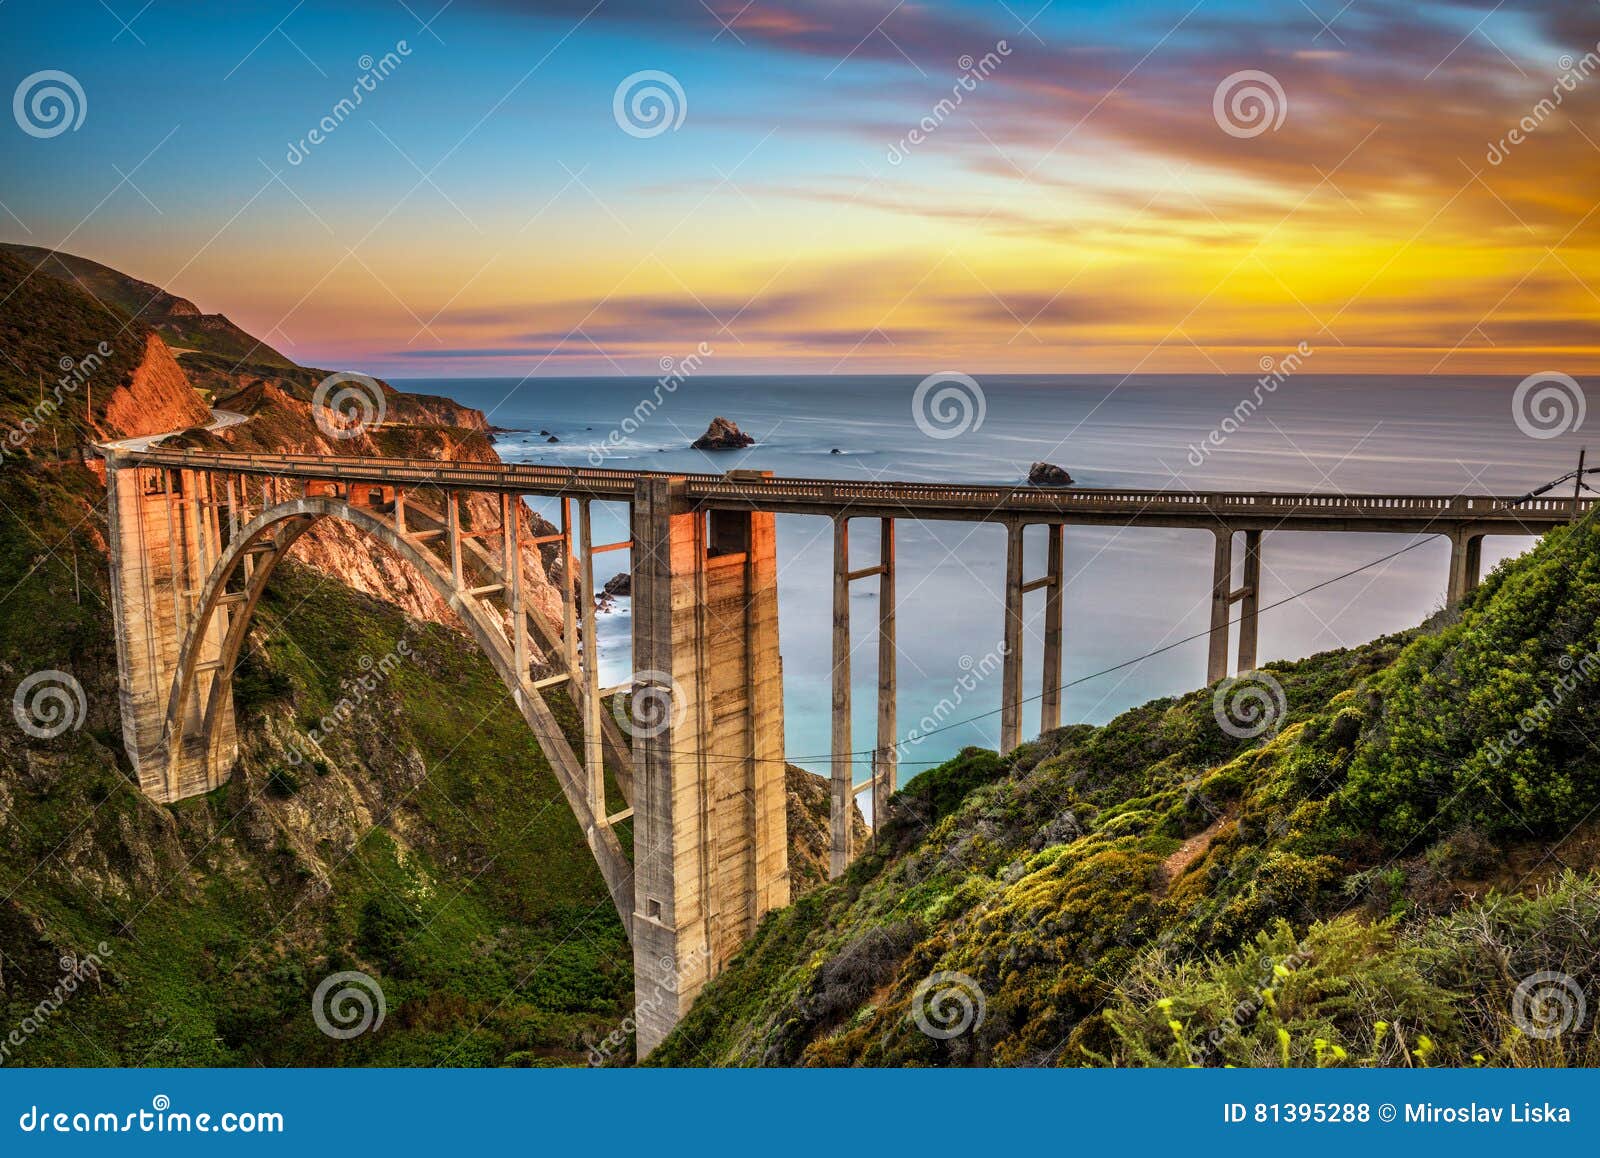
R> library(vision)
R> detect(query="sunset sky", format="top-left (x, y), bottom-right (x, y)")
top-left (4, 0), bottom-right (1599, 377)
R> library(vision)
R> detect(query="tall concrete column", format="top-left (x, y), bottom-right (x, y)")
top-left (559, 496), bottom-right (580, 681)
top-left (1237, 529), bottom-right (1262, 673)
top-left (578, 499), bottom-right (604, 817)
top-left (1207, 528), bottom-right (1234, 685)
top-left (446, 491), bottom-right (463, 591)
top-left (1040, 523), bottom-right (1064, 735)
top-left (873, 517), bottom-right (896, 831)
top-left (501, 493), bottom-right (528, 684)
top-left (830, 515), bottom-right (852, 878)
top-left (1000, 521), bottom-right (1025, 753)
top-left (1446, 529), bottom-right (1483, 607)
top-left (630, 479), bottom-right (788, 1057)
top-left (106, 456), bottom-right (235, 803)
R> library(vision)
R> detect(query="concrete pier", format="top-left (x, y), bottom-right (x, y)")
top-left (106, 458), bottom-right (236, 801)
top-left (629, 477), bottom-right (788, 1055)
top-left (1447, 529), bottom-right (1483, 606)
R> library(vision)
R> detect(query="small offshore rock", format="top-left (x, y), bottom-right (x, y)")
top-left (1027, 461), bottom-right (1074, 487)
top-left (692, 416), bottom-right (755, 450)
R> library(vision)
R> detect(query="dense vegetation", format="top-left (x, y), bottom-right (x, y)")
top-left (656, 517), bottom-right (1600, 1066)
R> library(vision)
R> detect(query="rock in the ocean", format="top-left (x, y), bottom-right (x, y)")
top-left (830, 448), bottom-right (841, 455)
top-left (546, 435), bottom-right (560, 443)
top-left (692, 416), bottom-right (755, 450)
top-left (595, 572), bottom-right (632, 613)
top-left (1027, 461), bottom-right (1074, 486)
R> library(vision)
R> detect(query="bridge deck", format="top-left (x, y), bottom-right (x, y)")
top-left (111, 447), bottom-right (1589, 533)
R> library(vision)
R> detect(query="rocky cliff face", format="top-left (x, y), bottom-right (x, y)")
top-left (101, 332), bottom-right (211, 438)
top-left (202, 381), bottom-right (567, 633)
top-left (70, 305), bottom-right (569, 633)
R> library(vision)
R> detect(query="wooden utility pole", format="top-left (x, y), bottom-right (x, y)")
top-left (1574, 448), bottom-right (1587, 521)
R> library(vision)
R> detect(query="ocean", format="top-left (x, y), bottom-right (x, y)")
top-left (392, 373), bottom-right (1585, 782)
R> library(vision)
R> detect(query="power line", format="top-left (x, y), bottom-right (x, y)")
top-left (619, 465), bottom-right (1587, 770)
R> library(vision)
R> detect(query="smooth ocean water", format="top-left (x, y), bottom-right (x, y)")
top-left (393, 374), bottom-right (1584, 783)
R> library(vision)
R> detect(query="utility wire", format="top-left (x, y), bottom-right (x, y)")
top-left (618, 464), bottom-right (1591, 769)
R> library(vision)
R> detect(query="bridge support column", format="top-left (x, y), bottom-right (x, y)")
top-left (106, 455), bottom-right (236, 802)
top-left (1447, 529), bottom-right (1483, 607)
top-left (873, 517), bottom-right (896, 835)
top-left (559, 497), bottom-right (580, 681)
top-left (1040, 524), bottom-right (1065, 735)
top-left (630, 478), bottom-right (788, 1057)
top-left (1237, 530), bottom-right (1262, 673)
top-left (831, 515), bottom-right (852, 877)
top-left (578, 499), bottom-right (604, 817)
top-left (1000, 521), bottom-right (1025, 753)
top-left (1207, 528), bottom-right (1234, 685)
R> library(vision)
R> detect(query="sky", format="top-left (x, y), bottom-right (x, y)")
top-left (2, 0), bottom-right (1599, 378)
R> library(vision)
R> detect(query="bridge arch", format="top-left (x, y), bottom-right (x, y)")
top-left (160, 493), bottom-right (636, 930)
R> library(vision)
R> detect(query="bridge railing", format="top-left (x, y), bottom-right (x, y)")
top-left (107, 447), bottom-right (1596, 523)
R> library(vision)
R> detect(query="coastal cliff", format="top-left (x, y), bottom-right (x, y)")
top-left (19, 247), bottom-right (563, 634)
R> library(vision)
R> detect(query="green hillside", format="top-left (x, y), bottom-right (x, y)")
top-left (1, 243), bottom-right (295, 369)
top-left (655, 518), bottom-right (1600, 1067)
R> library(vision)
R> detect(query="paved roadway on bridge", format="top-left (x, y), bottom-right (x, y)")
top-left (107, 444), bottom-right (1590, 535)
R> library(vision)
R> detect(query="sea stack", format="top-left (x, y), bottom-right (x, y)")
top-left (692, 416), bottom-right (755, 450)
top-left (1027, 461), bottom-right (1074, 486)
